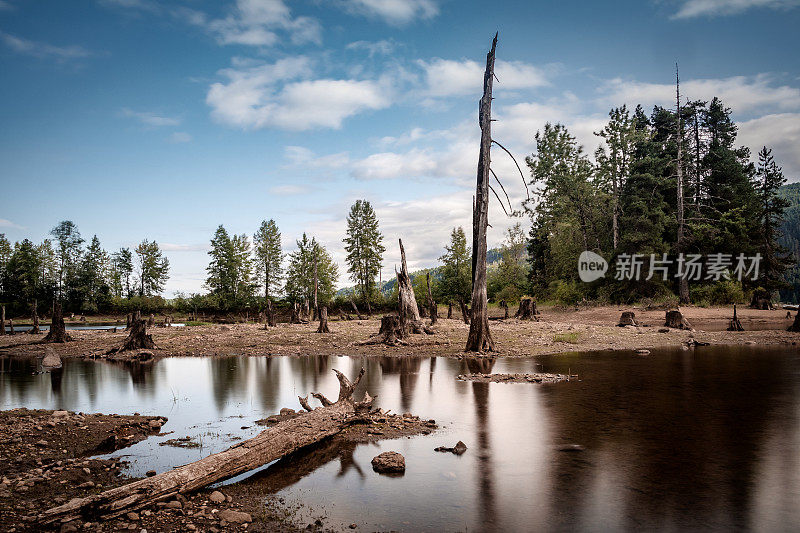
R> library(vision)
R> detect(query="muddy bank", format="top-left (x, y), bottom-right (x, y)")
top-left (457, 372), bottom-right (575, 383)
top-left (1, 408), bottom-right (436, 532)
top-left (2, 305), bottom-right (798, 360)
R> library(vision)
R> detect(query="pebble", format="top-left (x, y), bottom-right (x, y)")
top-left (209, 490), bottom-right (225, 503)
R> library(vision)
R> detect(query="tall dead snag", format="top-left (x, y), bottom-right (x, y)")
top-left (788, 309), bottom-right (800, 332)
top-left (316, 306), bottom-right (330, 333)
top-left (426, 272), bottom-right (438, 325)
top-left (465, 34), bottom-right (498, 353)
top-left (37, 369), bottom-right (375, 525)
top-left (43, 302), bottom-right (72, 343)
top-left (29, 300), bottom-right (41, 334)
top-left (397, 239), bottom-right (421, 322)
top-left (727, 304), bottom-right (744, 331)
top-left (676, 65), bottom-right (690, 305)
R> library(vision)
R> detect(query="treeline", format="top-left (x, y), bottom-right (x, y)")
top-left (525, 97), bottom-right (792, 305)
top-left (0, 221), bottom-right (169, 316)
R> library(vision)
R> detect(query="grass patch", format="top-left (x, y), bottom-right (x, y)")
top-left (185, 321), bottom-right (215, 327)
top-left (553, 332), bottom-right (580, 344)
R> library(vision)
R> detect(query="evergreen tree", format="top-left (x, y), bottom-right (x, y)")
top-left (4, 239), bottom-right (41, 307)
top-left (78, 235), bottom-right (110, 310)
top-left (50, 220), bottom-right (84, 301)
top-left (110, 248), bottom-right (133, 298)
top-left (206, 225), bottom-right (235, 297)
top-left (231, 233), bottom-right (255, 300)
top-left (343, 199), bottom-right (385, 308)
top-left (253, 219), bottom-right (284, 300)
top-left (0, 233), bottom-right (12, 297)
top-left (285, 234), bottom-right (338, 304)
top-left (756, 146), bottom-right (791, 292)
top-left (134, 240), bottom-right (169, 296)
top-left (438, 227), bottom-right (472, 304)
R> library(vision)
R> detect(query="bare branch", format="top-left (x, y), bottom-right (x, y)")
top-left (492, 139), bottom-right (530, 201)
top-left (489, 184), bottom-right (511, 217)
top-left (489, 167), bottom-right (514, 213)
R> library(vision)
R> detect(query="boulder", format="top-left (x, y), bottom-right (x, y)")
top-left (218, 510), bottom-right (252, 523)
top-left (371, 451), bottom-right (406, 474)
top-left (209, 490), bottom-right (225, 503)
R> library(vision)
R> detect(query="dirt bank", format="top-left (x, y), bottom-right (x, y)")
top-left (2, 305), bottom-right (798, 360)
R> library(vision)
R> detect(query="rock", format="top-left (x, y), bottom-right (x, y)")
top-left (146, 470), bottom-right (156, 477)
top-left (60, 523), bottom-right (78, 533)
top-left (165, 500), bottom-right (182, 509)
top-left (279, 408), bottom-right (295, 416)
top-left (349, 524), bottom-right (357, 529)
top-left (36, 440), bottom-right (48, 446)
top-left (218, 509), bottom-right (252, 523)
top-left (435, 441), bottom-right (468, 455)
top-left (658, 328), bottom-right (669, 333)
top-left (126, 512), bottom-right (140, 521)
top-left (209, 490), bottom-right (225, 503)
top-left (52, 410), bottom-right (70, 417)
top-left (635, 349), bottom-right (650, 355)
top-left (371, 451), bottom-right (406, 474)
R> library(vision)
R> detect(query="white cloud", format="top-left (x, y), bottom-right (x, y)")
top-left (672, 0), bottom-right (800, 19)
top-left (120, 108), bottom-right (181, 127)
top-left (204, 0), bottom-right (321, 47)
top-left (738, 113), bottom-right (800, 182)
top-left (0, 1), bottom-right (14, 10)
top-left (168, 131), bottom-right (192, 143)
top-left (0, 31), bottom-right (92, 60)
top-left (207, 57), bottom-right (391, 130)
top-left (340, 0), bottom-right (439, 25)
top-left (346, 39), bottom-right (396, 57)
top-left (417, 58), bottom-right (549, 98)
top-left (0, 218), bottom-right (24, 229)
top-left (284, 146), bottom-right (350, 168)
top-left (161, 243), bottom-right (208, 252)
top-left (269, 184), bottom-right (311, 195)
top-left (600, 74), bottom-right (800, 114)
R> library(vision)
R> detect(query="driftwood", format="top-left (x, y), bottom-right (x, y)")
top-left (43, 302), bottom-right (72, 343)
top-left (465, 34), bottom-right (498, 353)
top-left (316, 306), bottom-right (330, 333)
top-left (617, 311), bottom-right (638, 327)
top-left (37, 369), bottom-right (375, 525)
top-left (515, 298), bottom-right (539, 321)
top-left (664, 310), bottom-right (692, 330)
top-left (426, 273), bottom-right (438, 325)
top-left (396, 239), bottom-right (421, 322)
top-left (788, 309), bottom-right (800, 332)
top-left (727, 304), bottom-right (744, 331)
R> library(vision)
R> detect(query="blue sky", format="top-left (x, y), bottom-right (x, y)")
top-left (1, 0), bottom-right (799, 295)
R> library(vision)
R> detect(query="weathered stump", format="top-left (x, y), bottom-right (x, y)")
top-left (43, 302), bottom-right (72, 343)
top-left (29, 300), bottom-right (41, 334)
top-left (617, 311), bottom-right (638, 327)
top-left (359, 315), bottom-right (407, 346)
top-left (516, 298), bottom-right (539, 321)
top-left (750, 290), bottom-right (773, 310)
top-left (788, 309), bottom-right (800, 332)
top-left (727, 304), bottom-right (744, 331)
top-left (290, 302), bottom-right (301, 324)
top-left (664, 310), bottom-right (692, 330)
top-left (419, 305), bottom-right (428, 318)
top-left (397, 239), bottom-right (421, 322)
top-left (500, 300), bottom-right (509, 319)
top-left (0, 305), bottom-right (5, 336)
top-left (265, 300), bottom-right (276, 328)
top-left (316, 306), bottom-right (330, 333)
top-left (109, 318), bottom-right (155, 353)
top-left (8, 319), bottom-right (13, 335)
top-left (459, 299), bottom-right (470, 324)
top-left (147, 314), bottom-right (155, 327)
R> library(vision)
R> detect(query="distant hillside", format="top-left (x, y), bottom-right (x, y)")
top-left (779, 183), bottom-right (800, 303)
top-left (336, 247), bottom-right (503, 297)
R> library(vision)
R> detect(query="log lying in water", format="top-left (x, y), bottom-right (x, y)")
top-left (37, 368), bottom-right (375, 526)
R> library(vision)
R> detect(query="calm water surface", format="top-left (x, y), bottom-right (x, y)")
top-left (1, 346), bottom-right (799, 532)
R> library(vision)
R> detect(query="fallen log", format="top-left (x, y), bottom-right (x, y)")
top-left (37, 368), bottom-right (375, 525)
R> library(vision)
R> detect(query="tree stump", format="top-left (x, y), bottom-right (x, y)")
top-left (727, 304), bottom-right (744, 331)
top-left (500, 300), bottom-right (509, 319)
top-left (290, 303), bottom-right (301, 324)
top-left (617, 311), bottom-right (638, 327)
top-left (29, 300), bottom-right (41, 334)
top-left (8, 319), bottom-right (13, 335)
top-left (664, 310), bottom-right (692, 330)
top-left (447, 302), bottom-right (453, 319)
top-left (419, 305), bottom-right (428, 318)
top-left (788, 309), bottom-right (800, 332)
top-left (265, 300), bottom-right (276, 328)
top-left (359, 315), bottom-right (408, 346)
top-left (515, 298), bottom-right (538, 321)
top-left (43, 302), bottom-right (72, 343)
top-left (108, 317), bottom-right (155, 353)
top-left (316, 306), bottom-right (330, 333)
top-left (749, 289), bottom-right (773, 310)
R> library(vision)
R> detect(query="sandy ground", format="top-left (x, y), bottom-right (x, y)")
top-left (1, 305), bottom-right (798, 360)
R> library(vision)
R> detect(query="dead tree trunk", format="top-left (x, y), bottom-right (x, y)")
top-left (515, 298), bottom-right (539, 321)
top-left (426, 273), bottom-right (438, 325)
top-left (8, 319), bottom-right (13, 335)
top-left (350, 297), bottom-right (364, 320)
top-left (397, 239), bottom-right (421, 322)
top-left (290, 302), bottom-right (302, 324)
top-left (312, 254), bottom-right (319, 321)
top-left (447, 302), bottom-right (453, 319)
top-left (43, 302), bottom-right (72, 343)
top-left (29, 300), bottom-right (41, 334)
top-left (37, 369), bottom-right (375, 525)
top-left (676, 65), bottom-right (690, 305)
top-left (360, 315), bottom-right (408, 346)
top-left (788, 309), bottom-right (800, 332)
top-left (265, 300), bottom-right (276, 328)
top-left (316, 306), bottom-right (330, 333)
top-left (459, 298), bottom-right (470, 324)
top-left (0, 305), bottom-right (5, 335)
top-left (465, 34), bottom-right (498, 353)
top-left (109, 317), bottom-right (155, 353)
top-left (727, 304), bottom-right (744, 331)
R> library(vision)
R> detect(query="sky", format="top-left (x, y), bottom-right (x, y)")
top-left (1, 0), bottom-right (799, 296)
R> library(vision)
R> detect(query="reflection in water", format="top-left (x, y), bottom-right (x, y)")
top-left (1, 347), bottom-right (799, 532)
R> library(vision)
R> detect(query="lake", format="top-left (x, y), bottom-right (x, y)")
top-left (1, 346), bottom-right (799, 532)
